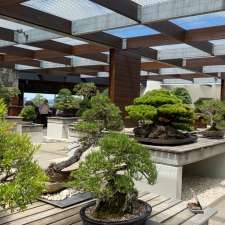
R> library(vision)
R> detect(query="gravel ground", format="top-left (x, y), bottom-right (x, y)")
top-left (182, 176), bottom-right (225, 207)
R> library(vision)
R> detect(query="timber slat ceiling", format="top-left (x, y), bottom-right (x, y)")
top-left (0, 0), bottom-right (225, 82)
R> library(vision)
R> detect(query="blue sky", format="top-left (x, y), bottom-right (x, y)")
top-left (105, 12), bottom-right (225, 38)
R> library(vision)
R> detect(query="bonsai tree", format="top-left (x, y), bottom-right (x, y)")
top-left (46, 94), bottom-right (123, 180)
top-left (73, 83), bottom-right (97, 116)
top-left (0, 101), bottom-right (46, 210)
top-left (126, 89), bottom-right (195, 143)
top-left (69, 132), bottom-right (157, 222)
top-left (0, 84), bottom-right (20, 106)
top-left (195, 99), bottom-right (225, 131)
top-left (172, 87), bottom-right (192, 104)
top-left (55, 88), bottom-right (81, 117)
top-left (20, 105), bottom-right (37, 122)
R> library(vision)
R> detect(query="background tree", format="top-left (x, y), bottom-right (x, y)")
top-left (0, 101), bottom-right (46, 210)
top-left (69, 132), bottom-right (157, 218)
top-left (126, 89), bottom-right (195, 140)
top-left (172, 87), bottom-right (192, 104)
top-left (32, 94), bottom-right (45, 107)
top-left (46, 94), bottom-right (123, 179)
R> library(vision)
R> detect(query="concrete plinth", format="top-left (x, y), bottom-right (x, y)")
top-left (17, 122), bottom-right (43, 143)
top-left (46, 117), bottom-right (78, 141)
top-left (5, 116), bottom-right (23, 124)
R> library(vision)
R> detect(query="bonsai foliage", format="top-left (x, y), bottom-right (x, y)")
top-left (0, 98), bottom-right (7, 117)
top-left (0, 84), bottom-right (20, 106)
top-left (195, 99), bottom-right (225, 130)
top-left (73, 83), bottom-right (98, 116)
top-left (172, 87), bottom-right (192, 104)
top-left (55, 88), bottom-right (80, 114)
top-left (20, 105), bottom-right (37, 122)
top-left (47, 94), bottom-right (123, 174)
top-left (126, 89), bottom-right (195, 138)
top-left (0, 120), bottom-right (46, 210)
top-left (69, 132), bottom-right (157, 218)
top-left (32, 94), bottom-right (45, 107)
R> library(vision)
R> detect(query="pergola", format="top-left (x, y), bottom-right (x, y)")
top-left (1, 0), bottom-right (225, 114)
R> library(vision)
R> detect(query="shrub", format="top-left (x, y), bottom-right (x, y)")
top-left (0, 120), bottom-right (46, 210)
top-left (54, 89), bottom-right (80, 114)
top-left (126, 89), bottom-right (194, 132)
top-left (172, 87), bottom-right (192, 104)
top-left (20, 105), bottom-right (37, 122)
top-left (69, 132), bottom-right (157, 218)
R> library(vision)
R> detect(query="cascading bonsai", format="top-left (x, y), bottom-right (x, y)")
top-left (20, 105), bottom-right (37, 122)
top-left (195, 99), bottom-right (225, 138)
top-left (46, 94), bottom-right (123, 182)
top-left (126, 89), bottom-right (196, 145)
top-left (73, 82), bottom-right (97, 116)
top-left (0, 100), bottom-right (46, 210)
top-left (55, 88), bottom-right (81, 117)
top-left (69, 132), bottom-right (157, 224)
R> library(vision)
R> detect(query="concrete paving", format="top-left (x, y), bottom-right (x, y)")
top-left (209, 196), bottom-right (225, 225)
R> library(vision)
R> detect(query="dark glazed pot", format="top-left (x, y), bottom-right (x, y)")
top-left (80, 200), bottom-right (152, 225)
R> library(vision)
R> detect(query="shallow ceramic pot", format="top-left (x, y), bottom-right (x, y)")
top-left (80, 200), bottom-right (152, 225)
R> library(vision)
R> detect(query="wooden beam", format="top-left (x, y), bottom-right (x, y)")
top-left (0, 0), bottom-right (28, 6)
top-left (89, 0), bottom-right (141, 21)
top-left (0, 4), bottom-right (71, 34)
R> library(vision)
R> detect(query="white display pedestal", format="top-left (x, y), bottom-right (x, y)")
top-left (46, 117), bottom-right (78, 142)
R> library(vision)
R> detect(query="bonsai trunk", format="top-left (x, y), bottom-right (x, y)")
top-left (45, 138), bottom-right (95, 182)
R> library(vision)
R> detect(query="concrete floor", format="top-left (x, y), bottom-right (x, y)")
top-left (34, 142), bottom-right (225, 225)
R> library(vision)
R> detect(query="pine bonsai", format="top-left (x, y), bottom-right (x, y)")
top-left (73, 83), bottom-right (97, 116)
top-left (55, 88), bottom-right (81, 117)
top-left (0, 100), bottom-right (46, 210)
top-left (69, 132), bottom-right (157, 219)
top-left (172, 87), bottom-right (192, 104)
top-left (20, 105), bottom-right (37, 122)
top-left (195, 99), bottom-right (225, 131)
top-left (126, 89), bottom-right (195, 143)
top-left (46, 94), bottom-right (123, 180)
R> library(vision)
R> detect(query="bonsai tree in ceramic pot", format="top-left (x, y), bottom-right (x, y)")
top-left (46, 94), bottom-right (123, 186)
top-left (0, 101), bottom-right (46, 210)
top-left (126, 89), bottom-right (196, 145)
top-left (172, 87), bottom-right (192, 104)
top-left (0, 84), bottom-right (20, 106)
top-left (55, 88), bottom-right (81, 117)
top-left (20, 105), bottom-right (37, 122)
top-left (195, 99), bottom-right (225, 138)
top-left (73, 82), bottom-right (97, 116)
top-left (69, 132), bottom-right (157, 225)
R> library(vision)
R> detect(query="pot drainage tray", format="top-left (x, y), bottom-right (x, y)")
top-left (39, 192), bottom-right (92, 208)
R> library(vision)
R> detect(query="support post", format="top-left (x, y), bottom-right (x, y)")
top-left (109, 49), bottom-right (141, 124)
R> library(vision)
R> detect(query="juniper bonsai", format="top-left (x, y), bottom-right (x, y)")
top-left (46, 94), bottom-right (123, 180)
top-left (0, 101), bottom-right (46, 210)
top-left (126, 89), bottom-right (195, 141)
top-left (20, 105), bottom-right (37, 122)
top-left (0, 84), bottom-right (20, 106)
top-left (69, 132), bottom-right (157, 218)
